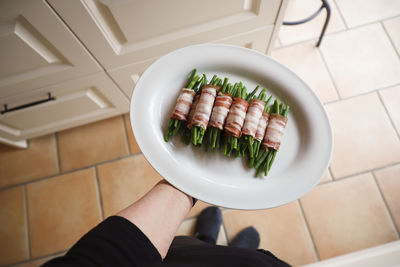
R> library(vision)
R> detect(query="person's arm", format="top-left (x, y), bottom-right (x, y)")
top-left (43, 180), bottom-right (193, 266)
top-left (117, 180), bottom-right (193, 259)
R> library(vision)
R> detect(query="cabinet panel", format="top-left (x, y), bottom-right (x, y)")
top-left (0, 0), bottom-right (101, 98)
top-left (0, 73), bottom-right (129, 141)
top-left (49, 0), bottom-right (281, 68)
top-left (108, 26), bottom-right (273, 97)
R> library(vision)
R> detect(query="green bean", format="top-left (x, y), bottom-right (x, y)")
top-left (221, 78), bottom-right (229, 92)
top-left (213, 78), bottom-right (221, 86)
top-left (256, 159), bottom-right (267, 177)
top-left (265, 95), bottom-right (273, 110)
top-left (210, 75), bottom-right (217, 85)
top-left (273, 100), bottom-right (279, 114)
top-left (231, 83), bottom-right (239, 97)
top-left (283, 105), bottom-right (290, 117)
top-left (241, 86), bottom-right (247, 99)
top-left (255, 150), bottom-right (268, 169)
top-left (185, 69), bottom-right (197, 87)
top-left (279, 103), bottom-right (284, 114)
top-left (267, 150), bottom-right (277, 172)
top-left (246, 86), bottom-right (259, 101)
top-left (187, 75), bottom-right (200, 89)
top-left (248, 136), bottom-right (254, 158)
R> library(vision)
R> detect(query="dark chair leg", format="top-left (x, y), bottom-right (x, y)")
top-left (316, 0), bottom-right (331, 47)
top-left (282, 0), bottom-right (331, 47)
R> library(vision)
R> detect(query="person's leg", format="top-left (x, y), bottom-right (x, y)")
top-left (194, 206), bottom-right (222, 244)
top-left (229, 226), bottom-right (260, 249)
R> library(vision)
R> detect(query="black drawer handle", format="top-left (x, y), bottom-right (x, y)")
top-left (1, 93), bottom-right (56, 115)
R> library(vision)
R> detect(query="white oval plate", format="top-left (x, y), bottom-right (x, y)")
top-left (131, 44), bottom-right (333, 210)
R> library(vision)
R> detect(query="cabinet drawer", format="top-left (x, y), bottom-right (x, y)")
top-left (0, 0), bottom-right (101, 98)
top-left (108, 26), bottom-right (273, 97)
top-left (49, 0), bottom-right (281, 69)
top-left (0, 73), bottom-right (129, 141)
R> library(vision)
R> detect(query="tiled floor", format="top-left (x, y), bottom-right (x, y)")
top-left (1, 1), bottom-right (400, 266)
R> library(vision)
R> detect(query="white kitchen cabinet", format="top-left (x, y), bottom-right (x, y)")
top-left (48, 0), bottom-right (282, 69)
top-left (108, 26), bottom-right (274, 97)
top-left (0, 0), bottom-right (287, 147)
top-left (0, 73), bottom-right (129, 142)
top-left (0, 0), bottom-right (102, 98)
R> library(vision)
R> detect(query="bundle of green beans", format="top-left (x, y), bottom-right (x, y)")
top-left (254, 100), bottom-right (290, 177)
top-left (222, 82), bottom-right (249, 156)
top-left (181, 74), bottom-right (208, 145)
top-left (237, 87), bottom-right (269, 158)
top-left (191, 75), bottom-right (222, 146)
top-left (248, 95), bottom-right (273, 168)
top-left (164, 69), bottom-right (200, 142)
top-left (205, 78), bottom-right (236, 152)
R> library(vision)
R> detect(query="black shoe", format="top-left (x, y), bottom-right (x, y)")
top-left (229, 226), bottom-right (260, 249)
top-left (194, 206), bottom-right (222, 245)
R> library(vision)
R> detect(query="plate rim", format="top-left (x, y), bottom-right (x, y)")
top-left (130, 43), bottom-right (333, 209)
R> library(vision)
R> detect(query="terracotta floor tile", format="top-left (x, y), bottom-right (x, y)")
top-left (380, 85), bottom-right (400, 135)
top-left (97, 155), bottom-right (162, 218)
top-left (375, 164), bottom-right (400, 232)
top-left (279, 0), bottom-right (345, 45)
top-left (300, 173), bottom-right (397, 259)
top-left (27, 168), bottom-right (101, 257)
top-left (176, 218), bottom-right (227, 245)
top-left (271, 41), bottom-right (338, 103)
top-left (57, 116), bottom-right (129, 171)
top-left (326, 93), bottom-right (400, 178)
top-left (223, 202), bottom-right (317, 266)
top-left (0, 135), bottom-right (58, 188)
top-left (320, 23), bottom-right (400, 98)
top-left (187, 201), bottom-right (213, 218)
top-left (335, 0), bottom-right (400, 27)
top-left (123, 113), bottom-right (141, 154)
top-left (0, 186), bottom-right (28, 265)
top-left (319, 171), bottom-right (332, 184)
top-left (384, 16), bottom-right (400, 55)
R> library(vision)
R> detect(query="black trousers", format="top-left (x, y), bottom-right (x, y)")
top-left (44, 216), bottom-right (291, 267)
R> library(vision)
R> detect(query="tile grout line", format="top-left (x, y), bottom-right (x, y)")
top-left (0, 152), bottom-right (143, 193)
top-left (371, 172), bottom-right (400, 239)
top-left (121, 114), bottom-right (132, 154)
top-left (279, 14), bottom-right (400, 50)
top-left (94, 167), bottom-right (105, 220)
top-left (329, 162), bottom-right (400, 184)
top-left (332, 0), bottom-right (349, 29)
top-left (323, 82), bottom-right (400, 106)
top-left (54, 133), bottom-right (62, 174)
top-left (297, 200), bottom-right (321, 261)
top-left (23, 185), bottom-right (32, 260)
top-left (328, 166), bottom-right (334, 181)
top-left (380, 21), bottom-right (400, 60)
top-left (376, 91), bottom-right (400, 141)
top-left (317, 46), bottom-right (342, 100)
top-left (7, 250), bottom-right (68, 267)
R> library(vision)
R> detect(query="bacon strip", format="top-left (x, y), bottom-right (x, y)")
top-left (191, 85), bottom-right (219, 130)
top-left (209, 92), bottom-right (233, 130)
top-left (242, 99), bottom-right (266, 138)
top-left (187, 93), bottom-right (200, 129)
top-left (255, 112), bottom-right (270, 142)
top-left (171, 88), bottom-right (195, 121)
top-left (224, 97), bottom-right (249, 138)
top-left (262, 114), bottom-right (288, 151)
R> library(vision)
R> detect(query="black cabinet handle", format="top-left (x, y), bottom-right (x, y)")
top-left (1, 93), bottom-right (56, 115)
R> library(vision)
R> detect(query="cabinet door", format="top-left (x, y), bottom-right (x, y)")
top-left (108, 26), bottom-right (273, 97)
top-left (0, 73), bottom-right (129, 141)
top-left (48, 0), bottom-right (281, 69)
top-left (0, 0), bottom-right (101, 98)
